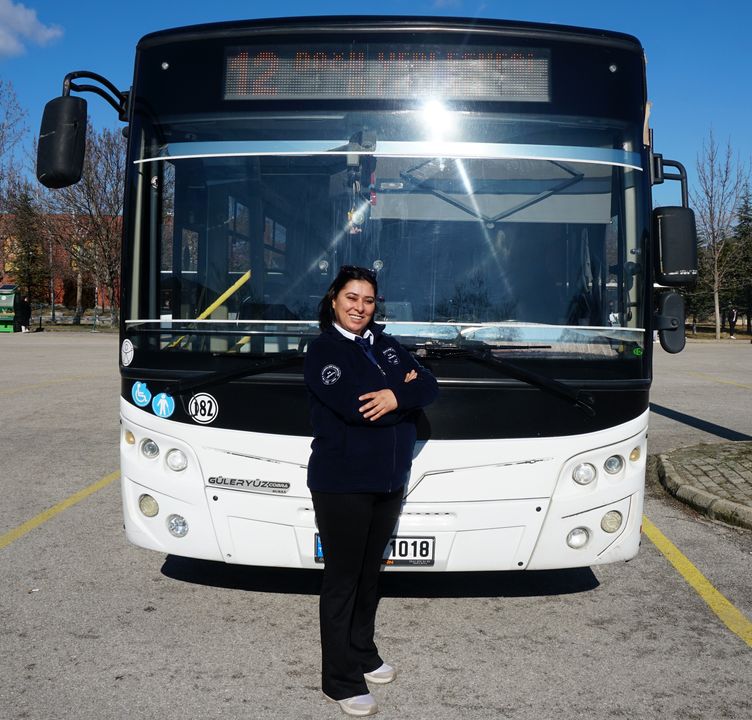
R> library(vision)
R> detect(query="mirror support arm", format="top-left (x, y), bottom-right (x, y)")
top-left (651, 150), bottom-right (689, 209)
top-left (62, 71), bottom-right (128, 121)
top-left (660, 159), bottom-right (689, 208)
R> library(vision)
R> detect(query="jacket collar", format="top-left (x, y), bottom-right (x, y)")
top-left (324, 322), bottom-right (385, 342)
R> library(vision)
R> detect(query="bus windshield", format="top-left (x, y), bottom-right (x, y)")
top-left (124, 106), bottom-right (647, 380)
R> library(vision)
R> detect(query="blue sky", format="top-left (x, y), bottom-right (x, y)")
top-left (2, 0), bottom-right (750, 206)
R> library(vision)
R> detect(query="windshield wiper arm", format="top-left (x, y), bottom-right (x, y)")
top-left (416, 343), bottom-right (595, 417)
top-left (164, 351), bottom-right (304, 397)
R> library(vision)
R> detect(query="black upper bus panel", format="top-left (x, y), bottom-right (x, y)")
top-left (138, 16), bottom-right (643, 53)
top-left (132, 15), bottom-right (646, 126)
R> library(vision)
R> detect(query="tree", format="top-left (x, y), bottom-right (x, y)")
top-left (0, 80), bottom-right (27, 210)
top-left (691, 131), bottom-right (749, 339)
top-left (3, 181), bottom-right (49, 301)
top-left (0, 80), bottom-right (28, 285)
top-left (731, 185), bottom-right (752, 333)
top-left (43, 124), bottom-right (126, 323)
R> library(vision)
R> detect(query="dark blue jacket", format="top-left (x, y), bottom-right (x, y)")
top-left (304, 324), bottom-right (438, 493)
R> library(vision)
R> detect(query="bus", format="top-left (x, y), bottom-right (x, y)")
top-left (37, 16), bottom-right (697, 571)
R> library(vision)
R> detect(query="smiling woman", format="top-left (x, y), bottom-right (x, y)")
top-left (304, 264), bottom-right (439, 713)
top-left (331, 278), bottom-right (376, 335)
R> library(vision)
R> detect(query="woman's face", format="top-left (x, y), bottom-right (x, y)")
top-left (332, 279), bottom-right (376, 336)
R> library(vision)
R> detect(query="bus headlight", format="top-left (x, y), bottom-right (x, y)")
top-left (601, 510), bottom-right (623, 533)
top-left (138, 494), bottom-right (159, 517)
top-left (604, 455), bottom-right (625, 474)
top-left (566, 527), bottom-right (590, 549)
top-left (166, 449), bottom-right (188, 472)
top-left (167, 514), bottom-right (189, 537)
top-left (141, 438), bottom-right (160, 459)
top-left (572, 463), bottom-right (596, 485)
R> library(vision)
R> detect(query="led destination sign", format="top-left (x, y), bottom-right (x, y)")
top-left (225, 43), bottom-right (550, 102)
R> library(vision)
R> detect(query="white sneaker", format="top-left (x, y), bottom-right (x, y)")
top-left (364, 663), bottom-right (396, 684)
top-left (324, 692), bottom-right (378, 716)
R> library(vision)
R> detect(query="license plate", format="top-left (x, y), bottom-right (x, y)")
top-left (314, 534), bottom-right (435, 566)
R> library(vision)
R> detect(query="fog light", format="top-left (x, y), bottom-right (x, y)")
top-left (601, 510), bottom-right (623, 533)
top-left (138, 494), bottom-right (159, 517)
top-left (166, 449), bottom-right (188, 472)
top-left (566, 527), bottom-right (590, 549)
top-left (124, 430), bottom-right (136, 445)
top-left (167, 514), bottom-right (189, 537)
top-left (604, 455), bottom-right (625, 475)
top-left (141, 438), bottom-right (160, 459)
top-left (572, 463), bottom-right (596, 485)
top-left (629, 447), bottom-right (641, 462)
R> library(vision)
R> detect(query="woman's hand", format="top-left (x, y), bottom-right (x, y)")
top-left (358, 370), bottom-right (418, 420)
top-left (358, 389), bottom-right (398, 421)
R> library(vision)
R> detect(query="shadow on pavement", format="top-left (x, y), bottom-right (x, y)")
top-left (650, 403), bottom-right (752, 441)
top-left (161, 555), bottom-right (599, 598)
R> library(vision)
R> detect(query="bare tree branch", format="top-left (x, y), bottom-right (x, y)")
top-left (0, 79), bottom-right (28, 210)
top-left (42, 124), bottom-right (126, 324)
top-left (690, 130), bottom-right (749, 339)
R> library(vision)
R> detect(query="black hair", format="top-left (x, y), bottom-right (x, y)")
top-left (318, 265), bottom-right (378, 330)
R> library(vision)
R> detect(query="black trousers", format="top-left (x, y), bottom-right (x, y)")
top-left (311, 488), bottom-right (403, 700)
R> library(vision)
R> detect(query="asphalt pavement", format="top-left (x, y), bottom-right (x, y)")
top-left (2, 331), bottom-right (751, 720)
top-left (650, 335), bottom-right (752, 531)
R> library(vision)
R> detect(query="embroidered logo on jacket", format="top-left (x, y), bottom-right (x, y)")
top-left (321, 364), bottom-right (341, 385)
top-left (382, 347), bottom-right (400, 365)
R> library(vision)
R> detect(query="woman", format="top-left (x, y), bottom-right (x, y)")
top-left (304, 265), bottom-right (438, 716)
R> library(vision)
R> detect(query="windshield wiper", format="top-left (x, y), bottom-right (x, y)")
top-left (415, 342), bottom-right (596, 417)
top-left (163, 351), bottom-right (304, 397)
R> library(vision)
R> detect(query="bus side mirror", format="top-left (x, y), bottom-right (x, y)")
top-left (653, 206), bottom-right (698, 287)
top-left (36, 96), bottom-right (88, 189)
top-left (655, 290), bottom-right (686, 354)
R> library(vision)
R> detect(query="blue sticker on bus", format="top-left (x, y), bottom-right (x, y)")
top-left (151, 392), bottom-right (175, 418)
top-left (131, 381), bottom-right (152, 407)
top-left (314, 534), bottom-right (324, 563)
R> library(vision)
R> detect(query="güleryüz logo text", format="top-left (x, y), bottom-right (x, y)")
top-left (208, 476), bottom-right (290, 494)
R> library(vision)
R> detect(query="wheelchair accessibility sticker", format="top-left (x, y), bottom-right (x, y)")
top-left (131, 381), bottom-right (152, 407)
top-left (152, 392), bottom-right (175, 418)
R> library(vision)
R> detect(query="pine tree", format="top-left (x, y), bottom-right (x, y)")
top-left (6, 185), bottom-right (49, 301)
top-left (733, 185), bottom-right (752, 332)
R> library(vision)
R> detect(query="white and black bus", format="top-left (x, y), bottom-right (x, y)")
top-left (38, 16), bottom-right (696, 571)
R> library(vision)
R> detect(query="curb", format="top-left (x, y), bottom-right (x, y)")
top-left (656, 454), bottom-right (752, 531)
